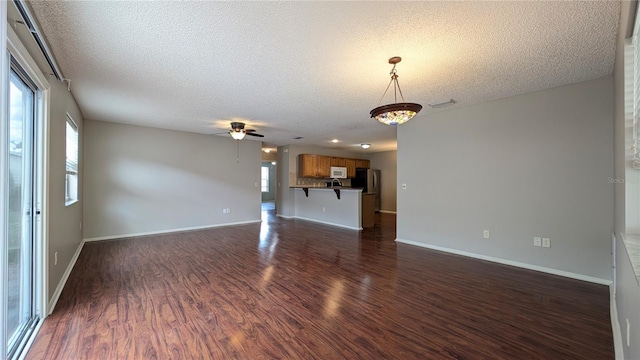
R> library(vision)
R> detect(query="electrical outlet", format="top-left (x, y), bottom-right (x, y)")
top-left (542, 237), bottom-right (551, 248)
top-left (322, 207), bottom-right (326, 212)
top-left (533, 237), bottom-right (542, 247)
top-left (483, 230), bottom-right (490, 239)
top-left (227, 208), bottom-right (231, 214)
top-left (54, 252), bottom-right (58, 266)
top-left (255, 182), bottom-right (258, 187)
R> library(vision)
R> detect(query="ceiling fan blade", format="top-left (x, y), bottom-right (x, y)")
top-left (245, 132), bottom-right (264, 138)
top-left (245, 129), bottom-right (257, 132)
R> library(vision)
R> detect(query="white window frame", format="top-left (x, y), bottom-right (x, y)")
top-left (261, 166), bottom-right (269, 193)
top-left (65, 114), bottom-right (78, 206)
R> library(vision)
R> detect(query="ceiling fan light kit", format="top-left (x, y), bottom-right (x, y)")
top-left (230, 130), bottom-right (246, 140)
top-left (370, 57), bottom-right (422, 126)
top-left (228, 121), bottom-right (264, 140)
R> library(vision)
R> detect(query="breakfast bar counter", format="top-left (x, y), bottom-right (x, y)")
top-left (290, 186), bottom-right (364, 230)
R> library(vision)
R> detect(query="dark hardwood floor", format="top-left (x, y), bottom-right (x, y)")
top-left (27, 210), bottom-right (613, 359)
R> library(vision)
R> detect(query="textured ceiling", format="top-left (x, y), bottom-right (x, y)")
top-left (26, 1), bottom-right (619, 152)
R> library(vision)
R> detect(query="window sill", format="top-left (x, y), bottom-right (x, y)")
top-left (622, 233), bottom-right (640, 283)
top-left (65, 199), bottom-right (78, 207)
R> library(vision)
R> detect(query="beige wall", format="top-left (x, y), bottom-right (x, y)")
top-left (47, 77), bottom-right (84, 302)
top-left (398, 76), bottom-right (614, 281)
top-left (83, 120), bottom-right (262, 239)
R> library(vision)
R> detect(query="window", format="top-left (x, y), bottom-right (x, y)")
top-left (65, 115), bottom-right (78, 204)
top-left (261, 166), bottom-right (269, 192)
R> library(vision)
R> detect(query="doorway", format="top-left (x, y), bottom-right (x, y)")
top-left (261, 161), bottom-right (276, 211)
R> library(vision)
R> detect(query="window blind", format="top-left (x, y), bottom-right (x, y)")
top-left (65, 119), bottom-right (78, 175)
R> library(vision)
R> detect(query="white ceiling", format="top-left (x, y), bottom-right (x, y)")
top-left (26, 1), bottom-right (619, 153)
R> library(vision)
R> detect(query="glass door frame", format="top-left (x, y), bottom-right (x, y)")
top-left (3, 23), bottom-right (50, 360)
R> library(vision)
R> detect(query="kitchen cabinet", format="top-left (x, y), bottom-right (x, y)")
top-left (361, 193), bottom-right (375, 228)
top-left (355, 159), bottom-right (370, 169)
top-left (331, 157), bottom-right (346, 167)
top-left (299, 154), bottom-right (368, 178)
top-left (345, 159), bottom-right (356, 178)
top-left (317, 156), bottom-right (331, 178)
top-left (298, 154), bottom-right (331, 178)
top-left (298, 154), bottom-right (316, 178)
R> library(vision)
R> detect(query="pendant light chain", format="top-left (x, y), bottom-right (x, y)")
top-left (376, 76), bottom-right (396, 106)
top-left (376, 63), bottom-right (407, 106)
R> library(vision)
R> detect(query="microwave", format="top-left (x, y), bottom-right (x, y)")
top-left (330, 166), bottom-right (347, 179)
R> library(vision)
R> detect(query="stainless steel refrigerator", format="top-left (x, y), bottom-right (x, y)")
top-left (353, 168), bottom-right (381, 212)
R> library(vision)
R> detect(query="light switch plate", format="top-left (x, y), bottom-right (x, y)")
top-left (542, 237), bottom-right (550, 248)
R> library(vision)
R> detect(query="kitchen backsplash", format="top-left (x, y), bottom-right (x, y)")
top-left (289, 171), bottom-right (351, 187)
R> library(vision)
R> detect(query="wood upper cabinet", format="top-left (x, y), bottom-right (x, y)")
top-left (298, 154), bottom-right (317, 178)
top-left (299, 154), bottom-right (367, 178)
top-left (298, 154), bottom-right (332, 178)
top-left (355, 159), bottom-right (370, 169)
top-left (317, 156), bottom-right (331, 178)
top-left (345, 159), bottom-right (356, 178)
top-left (331, 157), bottom-right (346, 167)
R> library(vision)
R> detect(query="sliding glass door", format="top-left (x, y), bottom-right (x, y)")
top-left (5, 59), bottom-right (39, 359)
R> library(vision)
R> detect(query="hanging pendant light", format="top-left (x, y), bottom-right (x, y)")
top-left (370, 57), bottom-right (422, 126)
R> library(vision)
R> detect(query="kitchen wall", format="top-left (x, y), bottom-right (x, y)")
top-left (613, 1), bottom-right (640, 358)
top-left (367, 150), bottom-right (397, 213)
top-left (7, 6), bottom-right (85, 305)
top-left (397, 76), bottom-right (613, 282)
top-left (83, 120), bottom-right (262, 239)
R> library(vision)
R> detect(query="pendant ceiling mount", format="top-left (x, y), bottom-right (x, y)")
top-left (370, 57), bottom-right (422, 126)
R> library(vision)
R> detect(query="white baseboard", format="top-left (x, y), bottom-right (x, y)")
top-left (294, 216), bottom-right (362, 231)
top-left (48, 239), bottom-right (85, 314)
top-left (395, 238), bottom-right (612, 285)
top-left (379, 210), bottom-right (397, 214)
top-left (83, 220), bottom-right (262, 242)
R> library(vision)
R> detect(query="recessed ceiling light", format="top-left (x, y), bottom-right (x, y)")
top-left (331, 139), bottom-right (339, 143)
top-left (263, 149), bottom-right (271, 153)
top-left (361, 144), bottom-right (371, 149)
